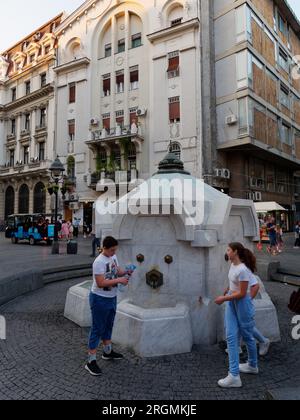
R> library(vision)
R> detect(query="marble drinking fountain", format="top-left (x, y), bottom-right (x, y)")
top-left (64, 152), bottom-right (280, 357)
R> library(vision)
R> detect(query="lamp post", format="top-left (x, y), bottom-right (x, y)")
top-left (49, 157), bottom-right (65, 255)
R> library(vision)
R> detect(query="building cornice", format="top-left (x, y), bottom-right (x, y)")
top-left (53, 57), bottom-right (91, 74)
top-left (3, 84), bottom-right (54, 113)
top-left (147, 19), bottom-right (200, 43)
top-left (55, 0), bottom-right (104, 36)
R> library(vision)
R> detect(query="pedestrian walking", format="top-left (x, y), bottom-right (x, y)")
top-left (266, 216), bottom-right (278, 255)
top-left (215, 243), bottom-right (259, 388)
top-left (61, 221), bottom-right (70, 241)
top-left (294, 221), bottom-right (300, 249)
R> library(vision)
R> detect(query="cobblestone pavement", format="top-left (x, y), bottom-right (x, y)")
top-left (0, 233), bottom-right (93, 280)
top-left (0, 277), bottom-right (299, 400)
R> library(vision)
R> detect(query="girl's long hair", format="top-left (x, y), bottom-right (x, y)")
top-left (229, 243), bottom-right (257, 273)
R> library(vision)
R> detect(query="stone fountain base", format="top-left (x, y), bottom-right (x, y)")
top-left (112, 300), bottom-right (193, 357)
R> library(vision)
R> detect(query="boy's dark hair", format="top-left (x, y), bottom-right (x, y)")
top-left (103, 236), bottom-right (118, 249)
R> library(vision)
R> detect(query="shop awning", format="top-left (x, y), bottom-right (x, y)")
top-left (254, 202), bottom-right (288, 213)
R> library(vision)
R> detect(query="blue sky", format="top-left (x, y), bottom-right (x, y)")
top-left (1, 0), bottom-right (300, 52)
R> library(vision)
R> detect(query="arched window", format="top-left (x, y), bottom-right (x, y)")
top-left (19, 184), bottom-right (30, 214)
top-left (169, 142), bottom-right (181, 160)
top-left (33, 182), bottom-right (46, 214)
top-left (168, 4), bottom-right (184, 26)
top-left (5, 186), bottom-right (15, 219)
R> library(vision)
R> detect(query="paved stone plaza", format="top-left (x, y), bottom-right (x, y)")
top-left (0, 237), bottom-right (299, 399)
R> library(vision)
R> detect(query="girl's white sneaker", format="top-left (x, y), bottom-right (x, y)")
top-left (218, 373), bottom-right (242, 388)
top-left (239, 363), bottom-right (259, 374)
top-left (259, 339), bottom-right (271, 357)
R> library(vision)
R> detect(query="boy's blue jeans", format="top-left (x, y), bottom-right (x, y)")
top-left (225, 296), bottom-right (258, 377)
top-left (88, 293), bottom-right (117, 351)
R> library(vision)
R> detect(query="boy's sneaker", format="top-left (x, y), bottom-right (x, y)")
top-left (102, 350), bottom-right (124, 361)
top-left (218, 373), bottom-right (242, 388)
top-left (85, 361), bottom-right (102, 376)
top-left (239, 363), bottom-right (259, 375)
top-left (259, 339), bottom-right (271, 357)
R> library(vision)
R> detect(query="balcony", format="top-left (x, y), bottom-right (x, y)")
top-left (89, 169), bottom-right (139, 190)
top-left (35, 124), bottom-right (47, 133)
top-left (20, 129), bottom-right (31, 139)
top-left (88, 124), bottom-right (143, 145)
top-left (6, 133), bottom-right (16, 142)
top-left (0, 159), bottom-right (49, 176)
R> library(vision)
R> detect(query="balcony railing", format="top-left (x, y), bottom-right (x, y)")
top-left (20, 129), bottom-right (31, 138)
top-left (35, 124), bottom-right (47, 132)
top-left (7, 133), bottom-right (16, 142)
top-left (89, 169), bottom-right (139, 188)
top-left (91, 124), bottom-right (142, 142)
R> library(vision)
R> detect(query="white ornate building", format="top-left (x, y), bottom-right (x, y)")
top-left (0, 14), bottom-right (64, 220)
top-left (53, 0), bottom-right (205, 224)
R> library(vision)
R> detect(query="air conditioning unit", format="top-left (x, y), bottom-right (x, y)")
top-left (225, 114), bottom-right (238, 125)
top-left (254, 191), bottom-right (262, 202)
top-left (215, 168), bottom-right (231, 179)
top-left (69, 193), bottom-right (79, 202)
top-left (136, 107), bottom-right (147, 117)
top-left (90, 118), bottom-right (99, 126)
top-left (250, 177), bottom-right (258, 188)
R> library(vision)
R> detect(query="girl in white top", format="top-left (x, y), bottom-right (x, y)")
top-left (215, 243), bottom-right (259, 388)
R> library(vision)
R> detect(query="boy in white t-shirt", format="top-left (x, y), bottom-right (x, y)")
top-left (85, 236), bottom-right (133, 377)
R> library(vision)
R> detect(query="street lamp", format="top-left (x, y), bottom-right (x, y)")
top-left (49, 157), bottom-right (65, 254)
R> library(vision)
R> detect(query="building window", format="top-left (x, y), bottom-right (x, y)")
top-left (280, 122), bottom-right (291, 145)
top-left (131, 33), bottom-right (142, 49)
top-left (34, 182), bottom-right (46, 214)
top-left (5, 186), bottom-right (15, 219)
top-left (69, 83), bottom-right (76, 103)
top-left (277, 170), bottom-right (288, 193)
top-left (105, 43), bottom-right (112, 57)
top-left (167, 51), bottom-right (180, 78)
top-left (280, 84), bottom-right (290, 109)
top-left (19, 184), bottom-right (29, 214)
top-left (38, 142), bottom-right (45, 161)
top-left (68, 119), bottom-right (75, 141)
top-left (169, 97), bottom-right (180, 123)
top-left (278, 48), bottom-right (289, 73)
top-left (130, 108), bottom-right (138, 126)
top-left (102, 113), bottom-right (111, 133)
top-left (11, 87), bottom-right (17, 102)
top-left (102, 74), bottom-right (111, 96)
top-left (118, 39), bottom-right (125, 53)
top-left (24, 113), bottom-right (31, 131)
top-left (9, 150), bottom-right (15, 167)
top-left (23, 146), bottom-right (29, 164)
top-left (45, 45), bottom-right (51, 55)
top-left (40, 73), bottom-right (47, 87)
top-left (40, 108), bottom-right (47, 127)
top-left (169, 142), bottom-right (181, 160)
top-left (130, 66), bottom-right (139, 90)
top-left (11, 119), bottom-right (16, 135)
top-left (25, 81), bottom-right (31, 95)
top-left (116, 71), bottom-right (124, 93)
top-left (116, 110), bottom-right (124, 128)
top-left (29, 54), bottom-right (35, 63)
top-left (278, 13), bottom-right (287, 35)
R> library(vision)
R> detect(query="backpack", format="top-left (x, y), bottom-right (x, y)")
top-left (288, 288), bottom-right (300, 314)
